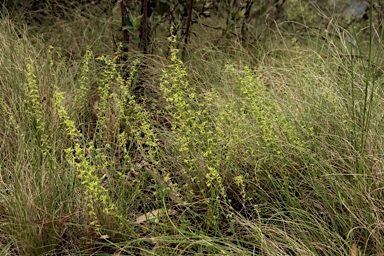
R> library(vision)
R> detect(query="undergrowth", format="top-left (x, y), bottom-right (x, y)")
top-left (0, 5), bottom-right (383, 256)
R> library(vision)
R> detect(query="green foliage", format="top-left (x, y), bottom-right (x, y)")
top-left (285, 0), bottom-right (317, 24)
top-left (0, 4), bottom-right (384, 255)
top-left (160, 31), bottom-right (228, 221)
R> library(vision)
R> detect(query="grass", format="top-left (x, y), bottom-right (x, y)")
top-left (0, 4), bottom-right (384, 255)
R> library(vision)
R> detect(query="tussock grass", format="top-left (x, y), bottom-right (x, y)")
top-left (0, 6), bottom-right (383, 255)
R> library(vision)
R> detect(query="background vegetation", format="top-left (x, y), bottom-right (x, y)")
top-left (0, 0), bottom-right (383, 255)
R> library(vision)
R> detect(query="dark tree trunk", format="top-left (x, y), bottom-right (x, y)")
top-left (241, 0), bottom-right (253, 45)
top-left (182, 0), bottom-right (194, 60)
top-left (139, 0), bottom-right (150, 54)
top-left (121, 0), bottom-right (130, 60)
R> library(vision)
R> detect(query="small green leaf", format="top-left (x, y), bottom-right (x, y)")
top-left (124, 16), bottom-right (133, 27)
top-left (122, 26), bottom-right (135, 34)
top-left (238, 9), bottom-right (246, 18)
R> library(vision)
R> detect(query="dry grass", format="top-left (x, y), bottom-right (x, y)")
top-left (0, 5), bottom-right (383, 255)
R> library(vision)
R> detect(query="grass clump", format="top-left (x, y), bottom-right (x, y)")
top-left (160, 32), bottom-right (230, 230)
top-left (0, 5), bottom-right (383, 256)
